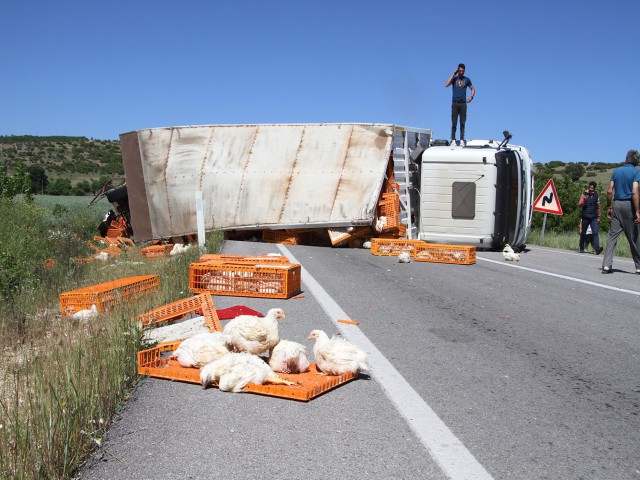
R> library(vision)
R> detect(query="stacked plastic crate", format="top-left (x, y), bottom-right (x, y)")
top-left (189, 254), bottom-right (301, 299)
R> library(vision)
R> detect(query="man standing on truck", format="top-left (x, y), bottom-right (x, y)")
top-left (601, 149), bottom-right (640, 273)
top-left (445, 64), bottom-right (475, 146)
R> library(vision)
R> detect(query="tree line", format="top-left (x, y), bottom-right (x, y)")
top-left (531, 161), bottom-right (622, 235)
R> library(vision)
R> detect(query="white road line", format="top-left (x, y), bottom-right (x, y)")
top-left (530, 245), bottom-right (635, 264)
top-left (278, 245), bottom-right (494, 480)
top-left (477, 256), bottom-right (640, 297)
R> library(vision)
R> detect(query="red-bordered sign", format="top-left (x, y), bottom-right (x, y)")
top-left (533, 179), bottom-right (563, 215)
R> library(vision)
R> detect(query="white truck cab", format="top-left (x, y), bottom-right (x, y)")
top-left (407, 137), bottom-right (533, 249)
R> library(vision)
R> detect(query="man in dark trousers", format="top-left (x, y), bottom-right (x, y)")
top-left (445, 64), bottom-right (475, 145)
top-left (578, 181), bottom-right (603, 254)
top-left (601, 149), bottom-right (640, 273)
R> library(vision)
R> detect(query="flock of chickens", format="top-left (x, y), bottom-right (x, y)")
top-left (169, 308), bottom-right (370, 393)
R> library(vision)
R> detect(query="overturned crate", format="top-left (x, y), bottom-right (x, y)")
top-left (376, 192), bottom-right (400, 231)
top-left (138, 292), bottom-right (222, 331)
top-left (262, 230), bottom-right (309, 245)
top-left (137, 344), bottom-right (357, 402)
top-left (370, 238), bottom-right (427, 256)
top-left (190, 262), bottom-right (301, 299)
top-left (60, 274), bottom-right (160, 316)
top-left (141, 244), bottom-right (174, 258)
top-left (327, 227), bottom-right (371, 247)
top-left (414, 243), bottom-right (476, 265)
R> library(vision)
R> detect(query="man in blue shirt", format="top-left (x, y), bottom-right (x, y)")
top-left (445, 64), bottom-right (475, 145)
top-left (601, 149), bottom-right (640, 273)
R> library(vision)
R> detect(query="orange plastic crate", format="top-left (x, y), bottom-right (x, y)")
top-left (379, 223), bottom-right (407, 238)
top-left (138, 293), bottom-right (222, 331)
top-left (377, 195), bottom-right (400, 230)
top-left (326, 227), bottom-right (371, 246)
top-left (370, 238), bottom-right (427, 256)
top-left (59, 275), bottom-right (160, 316)
top-left (198, 254), bottom-right (291, 264)
top-left (137, 345), bottom-right (357, 402)
top-left (141, 244), bottom-right (174, 258)
top-left (262, 230), bottom-right (308, 245)
top-left (413, 243), bottom-right (476, 265)
top-left (190, 262), bottom-right (301, 299)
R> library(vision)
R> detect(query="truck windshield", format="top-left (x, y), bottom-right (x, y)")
top-left (493, 151), bottom-right (522, 246)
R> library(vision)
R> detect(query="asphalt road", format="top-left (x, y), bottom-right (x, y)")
top-left (79, 241), bottom-right (640, 480)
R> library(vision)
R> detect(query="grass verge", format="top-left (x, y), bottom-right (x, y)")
top-left (0, 197), bottom-right (223, 479)
top-left (528, 228), bottom-right (633, 258)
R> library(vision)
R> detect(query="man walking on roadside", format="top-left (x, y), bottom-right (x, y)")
top-left (445, 63), bottom-right (475, 146)
top-left (601, 149), bottom-right (640, 273)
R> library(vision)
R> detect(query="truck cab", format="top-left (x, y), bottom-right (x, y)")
top-left (409, 139), bottom-right (533, 249)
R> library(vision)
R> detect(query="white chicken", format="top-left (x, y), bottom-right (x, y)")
top-left (398, 252), bottom-right (411, 263)
top-left (170, 331), bottom-right (229, 368)
top-left (307, 329), bottom-right (370, 375)
top-left (375, 216), bottom-right (388, 232)
top-left (71, 304), bottom-right (98, 320)
top-left (200, 352), bottom-right (295, 392)
top-left (222, 307), bottom-right (285, 357)
top-left (170, 243), bottom-right (192, 255)
top-left (93, 251), bottom-right (109, 261)
top-left (268, 340), bottom-right (310, 374)
top-left (502, 244), bottom-right (515, 255)
top-left (503, 251), bottom-right (520, 261)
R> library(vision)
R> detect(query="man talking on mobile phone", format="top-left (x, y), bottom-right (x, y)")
top-left (578, 181), bottom-right (603, 254)
top-left (445, 64), bottom-right (475, 146)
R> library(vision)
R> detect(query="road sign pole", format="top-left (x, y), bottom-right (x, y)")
top-left (541, 213), bottom-right (547, 241)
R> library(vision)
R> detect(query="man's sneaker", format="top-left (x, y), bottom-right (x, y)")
top-left (450, 139), bottom-right (456, 146)
top-left (579, 249), bottom-right (585, 253)
top-left (636, 269), bottom-right (640, 275)
top-left (462, 139), bottom-right (467, 146)
top-left (602, 266), bottom-right (612, 273)
top-left (596, 247), bottom-right (603, 255)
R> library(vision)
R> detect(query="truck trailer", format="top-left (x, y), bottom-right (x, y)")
top-left (115, 123), bottom-right (533, 249)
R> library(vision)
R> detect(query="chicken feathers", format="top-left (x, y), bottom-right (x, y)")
top-left (200, 352), bottom-right (294, 392)
top-left (308, 329), bottom-right (370, 375)
top-left (170, 331), bottom-right (229, 368)
top-left (222, 308), bottom-right (285, 356)
top-left (269, 339), bottom-right (310, 374)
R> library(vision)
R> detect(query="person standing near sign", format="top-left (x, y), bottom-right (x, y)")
top-left (601, 149), bottom-right (640, 273)
top-left (445, 64), bottom-right (475, 146)
top-left (578, 181), bottom-right (602, 254)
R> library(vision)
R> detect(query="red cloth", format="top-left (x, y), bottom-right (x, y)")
top-left (216, 305), bottom-right (263, 320)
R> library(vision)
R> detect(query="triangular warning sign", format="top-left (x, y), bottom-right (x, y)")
top-left (533, 179), bottom-right (563, 215)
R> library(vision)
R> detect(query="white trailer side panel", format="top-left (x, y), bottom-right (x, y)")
top-left (126, 123), bottom-right (395, 240)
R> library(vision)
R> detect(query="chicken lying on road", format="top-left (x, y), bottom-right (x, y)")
top-left (308, 329), bottom-right (370, 375)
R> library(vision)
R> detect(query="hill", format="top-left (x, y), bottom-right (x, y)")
top-left (0, 135), bottom-right (124, 195)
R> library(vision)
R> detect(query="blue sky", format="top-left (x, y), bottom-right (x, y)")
top-left (2, 0), bottom-right (638, 164)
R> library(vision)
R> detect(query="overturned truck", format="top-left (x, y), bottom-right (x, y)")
top-left (111, 123), bottom-right (533, 249)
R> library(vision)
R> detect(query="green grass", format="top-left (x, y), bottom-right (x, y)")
top-left (0, 197), bottom-right (224, 479)
top-left (528, 228), bottom-right (632, 257)
top-left (32, 194), bottom-right (111, 211)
